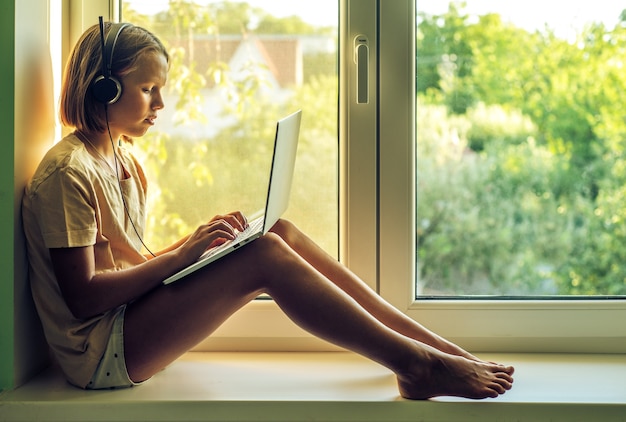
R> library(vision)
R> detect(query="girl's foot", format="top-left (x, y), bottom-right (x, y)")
top-left (397, 350), bottom-right (514, 400)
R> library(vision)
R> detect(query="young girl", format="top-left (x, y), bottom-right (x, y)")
top-left (22, 20), bottom-right (514, 399)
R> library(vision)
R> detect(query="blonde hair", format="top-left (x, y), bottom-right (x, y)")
top-left (60, 22), bottom-right (169, 134)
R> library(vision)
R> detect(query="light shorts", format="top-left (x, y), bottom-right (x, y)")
top-left (86, 306), bottom-right (143, 390)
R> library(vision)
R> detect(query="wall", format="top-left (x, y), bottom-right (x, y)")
top-left (0, 0), bottom-right (55, 391)
top-left (0, 0), bottom-right (16, 392)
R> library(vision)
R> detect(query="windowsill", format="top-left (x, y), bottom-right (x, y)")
top-left (1, 351), bottom-right (625, 422)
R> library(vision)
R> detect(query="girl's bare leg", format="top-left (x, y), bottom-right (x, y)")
top-left (269, 220), bottom-right (502, 363)
top-left (124, 230), bottom-right (513, 399)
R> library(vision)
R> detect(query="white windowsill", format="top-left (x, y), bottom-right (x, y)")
top-left (1, 351), bottom-right (625, 422)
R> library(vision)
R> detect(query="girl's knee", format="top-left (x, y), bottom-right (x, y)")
top-left (256, 231), bottom-right (291, 256)
top-left (271, 218), bottom-right (299, 244)
top-left (255, 232), bottom-right (301, 267)
top-left (271, 218), bottom-right (289, 233)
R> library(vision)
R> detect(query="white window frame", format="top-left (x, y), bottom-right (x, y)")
top-left (376, 0), bottom-right (626, 354)
top-left (78, 0), bottom-right (626, 353)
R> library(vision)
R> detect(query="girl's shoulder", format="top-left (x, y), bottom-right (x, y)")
top-left (26, 134), bottom-right (90, 192)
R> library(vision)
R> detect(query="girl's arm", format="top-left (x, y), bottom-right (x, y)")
top-left (50, 212), bottom-right (247, 319)
top-left (146, 211), bottom-right (249, 259)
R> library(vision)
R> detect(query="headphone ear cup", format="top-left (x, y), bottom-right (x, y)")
top-left (92, 74), bottom-right (122, 104)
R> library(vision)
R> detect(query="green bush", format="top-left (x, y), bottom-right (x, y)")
top-left (416, 101), bottom-right (610, 296)
top-left (466, 103), bottom-right (536, 152)
top-left (136, 75), bottom-right (339, 256)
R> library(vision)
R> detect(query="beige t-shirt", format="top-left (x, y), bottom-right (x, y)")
top-left (22, 133), bottom-right (149, 388)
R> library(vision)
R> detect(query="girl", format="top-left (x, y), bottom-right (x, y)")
top-left (22, 20), bottom-right (514, 399)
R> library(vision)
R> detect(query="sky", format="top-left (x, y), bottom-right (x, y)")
top-left (129, 0), bottom-right (337, 26)
top-left (418, 0), bottom-right (624, 39)
top-left (128, 0), bottom-right (624, 38)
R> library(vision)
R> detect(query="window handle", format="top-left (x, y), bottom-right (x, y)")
top-left (354, 35), bottom-right (369, 104)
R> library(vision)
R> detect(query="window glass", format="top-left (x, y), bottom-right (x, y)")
top-left (122, 0), bottom-right (338, 257)
top-left (416, 1), bottom-right (626, 297)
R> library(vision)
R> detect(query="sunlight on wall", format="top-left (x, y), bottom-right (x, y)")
top-left (11, 0), bottom-right (56, 388)
top-left (50, 0), bottom-right (62, 141)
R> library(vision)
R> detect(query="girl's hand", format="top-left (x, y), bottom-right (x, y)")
top-left (208, 211), bottom-right (248, 236)
top-left (177, 211), bottom-right (248, 264)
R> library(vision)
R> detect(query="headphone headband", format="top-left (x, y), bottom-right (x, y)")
top-left (103, 20), bottom-right (130, 79)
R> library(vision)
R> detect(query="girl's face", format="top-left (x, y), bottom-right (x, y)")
top-left (106, 52), bottom-right (168, 139)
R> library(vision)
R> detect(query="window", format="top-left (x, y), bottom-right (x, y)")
top-left (415, 0), bottom-right (626, 298)
top-left (122, 0), bottom-right (338, 258)
top-left (372, 1), bottom-right (626, 352)
top-left (79, 0), bottom-right (625, 353)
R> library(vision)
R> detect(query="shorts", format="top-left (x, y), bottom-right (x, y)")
top-left (86, 306), bottom-right (143, 390)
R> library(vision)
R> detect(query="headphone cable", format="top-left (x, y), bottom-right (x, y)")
top-left (105, 106), bottom-right (157, 258)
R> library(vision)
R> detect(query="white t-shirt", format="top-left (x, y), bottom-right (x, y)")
top-left (22, 133), bottom-right (149, 388)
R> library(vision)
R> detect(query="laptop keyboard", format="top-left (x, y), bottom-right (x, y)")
top-left (199, 216), bottom-right (264, 260)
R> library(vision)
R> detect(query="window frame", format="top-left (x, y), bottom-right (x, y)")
top-left (377, 0), bottom-right (626, 354)
top-left (83, 0), bottom-right (626, 353)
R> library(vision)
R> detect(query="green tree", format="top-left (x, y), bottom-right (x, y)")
top-left (419, 2), bottom-right (626, 201)
top-left (256, 14), bottom-right (318, 35)
top-left (417, 1), bottom-right (475, 113)
top-left (416, 2), bottom-right (626, 295)
top-left (123, 1), bottom-right (338, 254)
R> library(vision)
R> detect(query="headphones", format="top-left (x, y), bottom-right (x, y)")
top-left (92, 16), bottom-right (130, 104)
top-left (88, 17), bottom-right (156, 257)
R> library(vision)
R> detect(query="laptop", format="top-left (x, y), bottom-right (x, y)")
top-left (163, 110), bottom-right (302, 285)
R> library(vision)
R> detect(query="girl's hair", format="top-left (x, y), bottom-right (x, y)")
top-left (60, 22), bottom-right (169, 133)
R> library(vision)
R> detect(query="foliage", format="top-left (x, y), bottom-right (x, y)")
top-left (122, 0), bottom-right (338, 255)
top-left (136, 75), bottom-right (338, 254)
top-left (418, 103), bottom-right (563, 295)
top-left (417, 2), bottom-right (626, 295)
top-left (126, 0), bottom-right (626, 296)
top-left (416, 101), bottom-right (626, 296)
top-left (418, 3), bottom-right (626, 201)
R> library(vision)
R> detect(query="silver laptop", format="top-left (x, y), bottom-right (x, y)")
top-left (163, 110), bottom-right (302, 285)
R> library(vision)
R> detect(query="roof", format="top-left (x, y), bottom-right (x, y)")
top-left (168, 35), bottom-right (302, 88)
